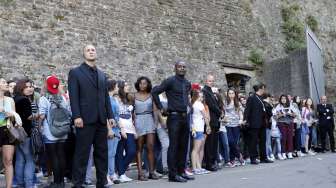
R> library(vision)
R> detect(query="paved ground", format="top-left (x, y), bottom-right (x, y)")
top-left (118, 153), bottom-right (336, 188)
top-left (1, 153), bottom-right (335, 188)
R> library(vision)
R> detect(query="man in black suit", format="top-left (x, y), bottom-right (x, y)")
top-left (152, 61), bottom-right (194, 183)
top-left (68, 44), bottom-right (114, 188)
top-left (244, 83), bottom-right (273, 164)
top-left (317, 95), bottom-right (335, 153)
top-left (202, 74), bottom-right (222, 171)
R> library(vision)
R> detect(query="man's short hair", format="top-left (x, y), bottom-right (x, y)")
top-left (253, 83), bottom-right (266, 92)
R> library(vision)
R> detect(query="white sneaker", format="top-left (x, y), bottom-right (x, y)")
top-left (119, 174), bottom-right (133, 183)
top-left (297, 151), bottom-right (306, 157)
top-left (277, 153), bottom-right (284, 160)
top-left (107, 175), bottom-right (114, 185)
top-left (270, 154), bottom-right (275, 160)
top-left (308, 150), bottom-right (316, 156)
top-left (287, 152), bottom-right (294, 159)
top-left (282, 153), bottom-right (287, 160)
top-left (112, 173), bottom-right (119, 180)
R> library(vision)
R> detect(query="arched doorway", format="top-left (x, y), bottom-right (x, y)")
top-left (225, 73), bottom-right (251, 94)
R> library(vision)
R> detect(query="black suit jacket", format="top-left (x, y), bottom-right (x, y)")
top-left (244, 94), bottom-right (265, 129)
top-left (68, 63), bottom-right (113, 125)
top-left (317, 103), bottom-right (334, 126)
top-left (202, 85), bottom-right (221, 129)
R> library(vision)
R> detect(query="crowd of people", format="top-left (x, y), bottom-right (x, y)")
top-left (0, 44), bottom-right (335, 188)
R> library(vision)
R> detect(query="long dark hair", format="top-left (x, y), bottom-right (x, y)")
top-left (278, 94), bottom-right (290, 107)
top-left (304, 98), bottom-right (314, 110)
top-left (226, 88), bottom-right (240, 111)
top-left (215, 92), bottom-right (224, 112)
top-left (107, 79), bottom-right (117, 92)
top-left (14, 78), bottom-right (31, 97)
top-left (117, 80), bottom-right (129, 105)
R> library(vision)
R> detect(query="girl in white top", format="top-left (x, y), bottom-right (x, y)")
top-left (190, 90), bottom-right (210, 175)
top-left (115, 81), bottom-right (137, 182)
top-left (0, 78), bottom-right (16, 188)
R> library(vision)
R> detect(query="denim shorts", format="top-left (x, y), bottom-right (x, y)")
top-left (193, 131), bottom-right (205, 140)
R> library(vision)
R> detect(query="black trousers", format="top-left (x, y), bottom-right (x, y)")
top-left (247, 127), bottom-right (267, 161)
top-left (167, 114), bottom-right (189, 177)
top-left (72, 123), bottom-right (108, 188)
top-left (320, 123), bottom-right (335, 151)
top-left (46, 142), bottom-right (66, 184)
top-left (204, 127), bottom-right (219, 168)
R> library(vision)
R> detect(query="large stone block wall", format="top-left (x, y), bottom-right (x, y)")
top-left (0, 0), bottom-right (266, 89)
top-left (0, 0), bottom-right (335, 104)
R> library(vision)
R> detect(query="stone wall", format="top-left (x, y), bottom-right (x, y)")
top-left (263, 49), bottom-right (309, 98)
top-left (0, 0), bottom-right (266, 89)
top-left (0, 0), bottom-right (335, 103)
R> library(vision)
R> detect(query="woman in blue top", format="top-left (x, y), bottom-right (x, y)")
top-left (106, 80), bottom-right (121, 184)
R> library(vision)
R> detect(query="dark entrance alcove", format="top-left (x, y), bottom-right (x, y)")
top-left (225, 73), bottom-right (251, 94)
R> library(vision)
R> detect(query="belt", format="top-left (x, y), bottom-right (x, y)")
top-left (169, 111), bottom-right (187, 116)
top-left (135, 111), bottom-right (153, 115)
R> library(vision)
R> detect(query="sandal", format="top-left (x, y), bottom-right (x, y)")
top-left (138, 174), bottom-right (148, 181)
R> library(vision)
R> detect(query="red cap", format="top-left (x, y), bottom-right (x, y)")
top-left (46, 75), bottom-right (60, 94)
top-left (191, 83), bottom-right (201, 91)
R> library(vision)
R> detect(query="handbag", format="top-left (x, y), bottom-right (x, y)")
top-left (7, 119), bottom-right (28, 144)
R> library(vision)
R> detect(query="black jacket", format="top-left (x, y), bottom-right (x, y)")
top-left (244, 94), bottom-right (265, 129)
top-left (202, 85), bottom-right (221, 129)
top-left (317, 103), bottom-right (334, 126)
top-left (14, 96), bottom-right (32, 136)
top-left (152, 75), bottom-right (191, 112)
top-left (68, 63), bottom-right (113, 125)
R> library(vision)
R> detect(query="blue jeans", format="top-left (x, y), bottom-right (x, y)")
top-left (266, 129), bottom-right (273, 157)
top-left (15, 138), bottom-right (35, 188)
top-left (272, 137), bottom-right (282, 155)
top-left (310, 126), bottom-right (317, 147)
top-left (115, 134), bottom-right (136, 175)
top-left (227, 127), bottom-right (241, 161)
top-left (108, 137), bottom-right (120, 176)
top-left (218, 131), bottom-right (230, 163)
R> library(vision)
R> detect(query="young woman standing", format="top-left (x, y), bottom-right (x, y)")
top-left (0, 77), bottom-right (16, 188)
top-left (224, 89), bottom-right (244, 166)
top-left (133, 77), bottom-right (159, 181)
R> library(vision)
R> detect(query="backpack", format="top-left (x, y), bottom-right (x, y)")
top-left (48, 95), bottom-right (71, 137)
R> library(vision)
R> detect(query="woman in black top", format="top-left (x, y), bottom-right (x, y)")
top-left (13, 78), bottom-right (36, 188)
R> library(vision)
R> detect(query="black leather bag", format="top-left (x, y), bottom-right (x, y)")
top-left (7, 119), bottom-right (28, 144)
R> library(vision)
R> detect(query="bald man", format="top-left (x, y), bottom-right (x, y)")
top-left (68, 45), bottom-right (114, 188)
top-left (317, 96), bottom-right (335, 153)
top-left (202, 74), bottom-right (222, 171)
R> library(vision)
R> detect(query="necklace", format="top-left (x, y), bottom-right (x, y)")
top-left (256, 95), bottom-right (266, 112)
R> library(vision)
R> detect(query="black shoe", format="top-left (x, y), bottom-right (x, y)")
top-left (180, 173), bottom-right (195, 180)
top-left (113, 179), bottom-right (121, 184)
top-left (260, 159), bottom-right (274, 163)
top-left (250, 160), bottom-right (260, 165)
top-left (205, 165), bottom-right (218, 172)
top-left (84, 181), bottom-right (95, 187)
top-left (331, 150), bottom-right (336, 153)
top-left (72, 186), bottom-right (84, 188)
top-left (169, 175), bottom-right (187, 183)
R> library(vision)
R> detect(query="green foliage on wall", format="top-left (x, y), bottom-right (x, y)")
top-left (281, 3), bottom-right (306, 53)
top-left (306, 15), bottom-right (318, 32)
top-left (248, 49), bottom-right (264, 65)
